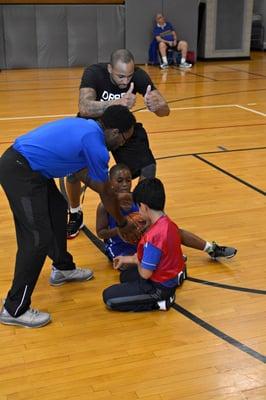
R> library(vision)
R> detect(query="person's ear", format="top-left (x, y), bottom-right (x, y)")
top-left (107, 64), bottom-right (112, 74)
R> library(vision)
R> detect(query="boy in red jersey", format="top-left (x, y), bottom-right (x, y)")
top-left (102, 178), bottom-right (186, 311)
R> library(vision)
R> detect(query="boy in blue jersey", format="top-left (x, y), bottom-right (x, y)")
top-left (153, 13), bottom-right (192, 69)
top-left (0, 105), bottom-right (138, 328)
top-left (96, 164), bottom-right (139, 262)
top-left (103, 178), bottom-right (237, 312)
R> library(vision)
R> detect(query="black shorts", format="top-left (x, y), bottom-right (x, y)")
top-left (112, 122), bottom-right (156, 179)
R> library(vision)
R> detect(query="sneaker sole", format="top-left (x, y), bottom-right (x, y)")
top-left (49, 273), bottom-right (94, 287)
top-left (67, 223), bottom-right (85, 239)
top-left (211, 252), bottom-right (237, 260)
top-left (0, 317), bottom-right (51, 328)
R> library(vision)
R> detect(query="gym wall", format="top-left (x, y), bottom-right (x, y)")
top-left (0, 4), bottom-right (125, 69)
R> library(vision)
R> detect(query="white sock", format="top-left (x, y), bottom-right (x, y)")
top-left (70, 206), bottom-right (81, 214)
top-left (157, 300), bottom-right (167, 310)
top-left (162, 56), bottom-right (168, 64)
top-left (181, 57), bottom-right (186, 64)
top-left (203, 241), bottom-right (213, 253)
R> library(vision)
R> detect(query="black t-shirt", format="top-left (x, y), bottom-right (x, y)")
top-left (80, 63), bottom-right (156, 101)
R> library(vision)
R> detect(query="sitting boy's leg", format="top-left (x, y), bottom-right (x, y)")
top-left (103, 277), bottom-right (162, 312)
top-left (119, 264), bottom-right (139, 282)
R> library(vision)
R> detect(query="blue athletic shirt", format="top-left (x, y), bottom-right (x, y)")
top-left (153, 22), bottom-right (175, 42)
top-left (105, 202), bottom-right (139, 259)
top-left (13, 117), bottom-right (109, 182)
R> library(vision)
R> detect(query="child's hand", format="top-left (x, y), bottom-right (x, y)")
top-left (113, 256), bottom-right (125, 270)
top-left (117, 192), bottom-right (133, 211)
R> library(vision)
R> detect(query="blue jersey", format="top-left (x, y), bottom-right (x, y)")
top-left (153, 22), bottom-right (175, 42)
top-left (105, 202), bottom-right (139, 260)
top-left (13, 117), bottom-right (109, 182)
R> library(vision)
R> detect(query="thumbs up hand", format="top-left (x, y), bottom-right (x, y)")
top-left (144, 85), bottom-right (164, 113)
top-left (120, 82), bottom-right (136, 109)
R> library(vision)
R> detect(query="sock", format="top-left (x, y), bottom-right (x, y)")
top-left (157, 300), bottom-right (167, 310)
top-left (70, 206), bottom-right (81, 214)
top-left (203, 241), bottom-right (213, 253)
top-left (181, 57), bottom-right (186, 64)
top-left (162, 56), bottom-right (168, 64)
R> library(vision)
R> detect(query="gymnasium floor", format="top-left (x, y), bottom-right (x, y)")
top-left (0, 52), bottom-right (265, 399)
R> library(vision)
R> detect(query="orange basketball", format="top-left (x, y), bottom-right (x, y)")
top-left (126, 212), bottom-right (149, 244)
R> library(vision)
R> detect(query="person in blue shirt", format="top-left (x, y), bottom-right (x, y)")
top-left (0, 105), bottom-right (138, 328)
top-left (153, 13), bottom-right (192, 69)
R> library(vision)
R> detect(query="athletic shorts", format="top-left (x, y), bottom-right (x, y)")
top-left (112, 122), bottom-right (156, 179)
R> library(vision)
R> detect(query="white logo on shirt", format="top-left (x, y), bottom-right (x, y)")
top-left (101, 91), bottom-right (126, 101)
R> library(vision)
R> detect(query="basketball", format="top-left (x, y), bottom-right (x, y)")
top-left (126, 212), bottom-right (149, 244)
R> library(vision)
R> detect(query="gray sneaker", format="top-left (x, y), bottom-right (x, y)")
top-left (179, 61), bottom-right (192, 69)
top-left (160, 62), bottom-right (169, 69)
top-left (0, 307), bottom-right (51, 328)
top-left (208, 242), bottom-right (237, 260)
top-left (50, 266), bottom-right (94, 286)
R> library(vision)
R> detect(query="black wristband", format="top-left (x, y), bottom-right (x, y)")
top-left (117, 219), bottom-right (128, 229)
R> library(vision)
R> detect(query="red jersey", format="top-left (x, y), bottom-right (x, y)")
top-left (137, 215), bottom-right (184, 287)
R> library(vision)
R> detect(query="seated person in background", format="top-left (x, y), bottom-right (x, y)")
top-left (153, 13), bottom-right (192, 69)
top-left (97, 164), bottom-right (237, 264)
top-left (102, 177), bottom-right (237, 312)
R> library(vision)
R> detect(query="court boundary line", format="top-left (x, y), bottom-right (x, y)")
top-left (1, 101), bottom-right (265, 121)
top-left (156, 146), bottom-right (266, 160)
top-left (193, 154), bottom-right (266, 196)
top-left (187, 277), bottom-right (266, 294)
top-left (235, 104), bottom-right (266, 117)
top-left (171, 303), bottom-right (266, 364)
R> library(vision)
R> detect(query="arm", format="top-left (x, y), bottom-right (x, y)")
top-left (155, 34), bottom-right (171, 46)
top-left (171, 30), bottom-right (177, 46)
top-left (113, 254), bottom-right (152, 279)
top-left (75, 170), bottom-right (140, 243)
top-left (96, 203), bottom-right (119, 240)
top-left (144, 86), bottom-right (170, 116)
top-left (79, 84), bottom-right (136, 119)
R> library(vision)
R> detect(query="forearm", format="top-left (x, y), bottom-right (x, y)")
top-left (155, 103), bottom-right (170, 117)
top-left (97, 227), bottom-right (119, 240)
top-left (79, 99), bottom-right (120, 119)
top-left (100, 187), bottom-right (127, 227)
top-left (156, 35), bottom-right (168, 44)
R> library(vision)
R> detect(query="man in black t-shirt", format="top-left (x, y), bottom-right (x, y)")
top-left (67, 49), bottom-right (170, 238)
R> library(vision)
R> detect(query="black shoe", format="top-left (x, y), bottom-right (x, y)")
top-left (208, 242), bottom-right (237, 260)
top-left (67, 211), bottom-right (84, 239)
top-left (157, 294), bottom-right (176, 311)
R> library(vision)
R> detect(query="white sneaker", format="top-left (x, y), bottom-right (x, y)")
top-left (179, 62), bottom-right (192, 69)
top-left (0, 307), bottom-right (51, 328)
top-left (50, 266), bottom-right (94, 286)
top-left (160, 63), bottom-right (169, 69)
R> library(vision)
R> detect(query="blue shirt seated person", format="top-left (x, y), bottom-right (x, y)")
top-left (153, 13), bottom-right (192, 69)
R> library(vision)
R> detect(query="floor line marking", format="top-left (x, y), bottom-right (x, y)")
top-left (235, 105), bottom-right (266, 117)
top-left (139, 104), bottom-right (237, 112)
top-left (0, 114), bottom-right (75, 121)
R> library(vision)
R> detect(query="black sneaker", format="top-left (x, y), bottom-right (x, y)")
top-left (67, 211), bottom-right (84, 239)
top-left (208, 242), bottom-right (237, 260)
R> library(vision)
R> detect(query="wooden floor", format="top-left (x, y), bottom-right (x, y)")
top-left (0, 52), bottom-right (265, 400)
